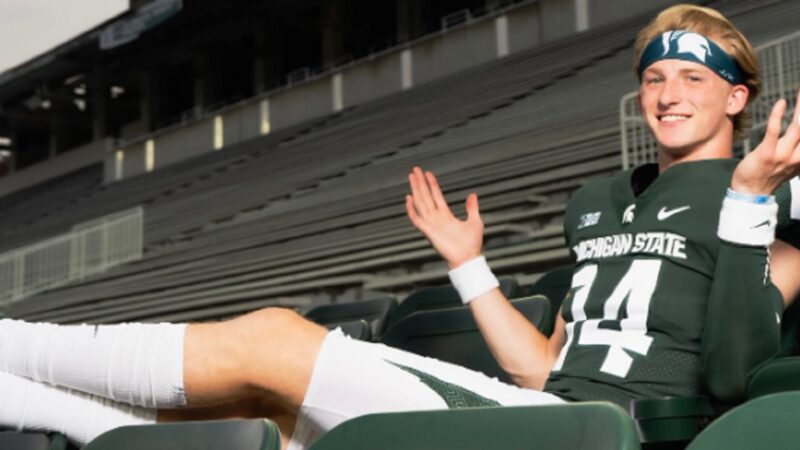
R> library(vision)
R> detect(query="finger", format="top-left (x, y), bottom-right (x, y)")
top-left (465, 193), bottom-right (481, 224)
top-left (761, 98), bottom-right (787, 156)
top-left (425, 171), bottom-right (449, 211)
top-left (783, 89), bottom-right (800, 149)
top-left (413, 167), bottom-right (438, 212)
top-left (408, 169), bottom-right (432, 215)
top-left (405, 194), bottom-right (428, 232)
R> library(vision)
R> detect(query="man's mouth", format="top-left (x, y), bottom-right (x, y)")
top-left (658, 114), bottom-right (691, 122)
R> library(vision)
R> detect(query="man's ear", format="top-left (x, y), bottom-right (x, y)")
top-left (726, 84), bottom-right (749, 115)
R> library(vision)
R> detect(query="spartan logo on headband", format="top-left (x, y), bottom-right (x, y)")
top-left (661, 30), bottom-right (712, 63)
top-left (638, 29), bottom-right (745, 85)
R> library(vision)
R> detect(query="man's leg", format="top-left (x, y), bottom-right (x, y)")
top-left (0, 307), bottom-right (326, 411)
top-left (182, 307), bottom-right (327, 410)
top-left (0, 371), bottom-right (155, 445)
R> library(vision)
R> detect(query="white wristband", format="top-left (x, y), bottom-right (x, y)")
top-left (448, 256), bottom-right (500, 304)
top-left (717, 194), bottom-right (778, 247)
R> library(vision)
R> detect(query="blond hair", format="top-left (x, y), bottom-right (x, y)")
top-left (633, 4), bottom-right (760, 139)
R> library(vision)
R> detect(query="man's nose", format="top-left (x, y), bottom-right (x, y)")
top-left (658, 78), bottom-right (682, 107)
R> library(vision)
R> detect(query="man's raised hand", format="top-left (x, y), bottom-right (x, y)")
top-left (732, 88), bottom-right (800, 194)
top-left (405, 167), bottom-right (484, 269)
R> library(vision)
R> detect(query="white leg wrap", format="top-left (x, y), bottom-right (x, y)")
top-left (0, 370), bottom-right (155, 445)
top-left (0, 320), bottom-right (187, 408)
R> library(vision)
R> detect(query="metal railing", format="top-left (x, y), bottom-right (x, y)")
top-left (0, 207), bottom-right (143, 305)
top-left (621, 30), bottom-right (800, 169)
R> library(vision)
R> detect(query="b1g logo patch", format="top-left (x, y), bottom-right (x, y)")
top-left (578, 212), bottom-right (601, 229)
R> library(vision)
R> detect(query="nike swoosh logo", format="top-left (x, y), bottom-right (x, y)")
top-left (386, 361), bottom-right (500, 408)
top-left (751, 220), bottom-right (773, 229)
top-left (657, 206), bottom-right (691, 221)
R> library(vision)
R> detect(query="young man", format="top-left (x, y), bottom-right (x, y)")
top-left (1, 4), bottom-right (800, 449)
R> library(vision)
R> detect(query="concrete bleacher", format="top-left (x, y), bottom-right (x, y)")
top-left (3, 0), bottom-right (799, 323)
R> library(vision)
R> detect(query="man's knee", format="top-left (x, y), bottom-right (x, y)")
top-left (233, 307), bottom-right (325, 346)
top-left (246, 307), bottom-right (307, 332)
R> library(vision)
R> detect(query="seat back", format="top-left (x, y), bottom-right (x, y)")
top-left (687, 392), bottom-right (800, 450)
top-left (630, 396), bottom-right (715, 444)
top-left (526, 265), bottom-right (573, 315)
top-left (82, 419), bottom-right (281, 450)
top-left (387, 276), bottom-right (521, 330)
top-left (746, 356), bottom-right (800, 399)
top-left (305, 296), bottom-right (396, 338)
top-left (0, 432), bottom-right (62, 450)
top-left (309, 402), bottom-right (640, 450)
top-left (333, 319), bottom-right (372, 341)
top-left (778, 294), bottom-right (800, 356)
top-left (381, 295), bottom-right (551, 383)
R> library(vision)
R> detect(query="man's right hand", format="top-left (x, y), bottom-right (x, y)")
top-left (405, 167), bottom-right (484, 269)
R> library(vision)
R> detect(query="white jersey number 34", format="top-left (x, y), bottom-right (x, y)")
top-left (552, 260), bottom-right (661, 377)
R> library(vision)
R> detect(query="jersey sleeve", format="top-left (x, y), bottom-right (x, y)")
top-left (701, 243), bottom-right (782, 403)
top-left (701, 199), bottom-right (784, 404)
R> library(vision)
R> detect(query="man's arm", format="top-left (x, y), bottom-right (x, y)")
top-left (702, 241), bottom-right (783, 403)
top-left (405, 167), bottom-right (563, 389)
top-left (469, 291), bottom-right (566, 389)
top-left (703, 90), bottom-right (800, 403)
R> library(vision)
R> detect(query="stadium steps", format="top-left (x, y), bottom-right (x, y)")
top-left (14, 149), bottom-right (614, 320)
top-left (7, 0), bottom-right (800, 322)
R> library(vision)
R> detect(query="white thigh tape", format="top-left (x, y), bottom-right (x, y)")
top-left (718, 196), bottom-right (778, 247)
top-left (448, 256), bottom-right (499, 304)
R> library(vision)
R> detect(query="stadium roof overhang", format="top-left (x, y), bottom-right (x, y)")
top-left (0, 0), bottom-right (331, 131)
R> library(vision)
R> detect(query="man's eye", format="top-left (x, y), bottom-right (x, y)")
top-left (688, 75), bottom-right (702, 82)
top-left (645, 77), bottom-right (662, 84)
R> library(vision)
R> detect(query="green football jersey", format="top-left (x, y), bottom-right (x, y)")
top-left (543, 158), bottom-right (793, 406)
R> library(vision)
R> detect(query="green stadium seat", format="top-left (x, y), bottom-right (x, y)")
top-left (331, 319), bottom-right (372, 341)
top-left (686, 392), bottom-right (800, 450)
top-left (381, 295), bottom-right (552, 383)
top-left (82, 419), bottom-right (280, 450)
top-left (308, 402), bottom-right (641, 450)
top-left (630, 396), bottom-right (715, 447)
top-left (385, 276), bottom-right (521, 330)
top-left (0, 432), bottom-right (68, 450)
top-left (526, 265), bottom-right (573, 316)
top-left (746, 356), bottom-right (800, 399)
top-left (304, 296), bottom-right (397, 338)
top-left (778, 294), bottom-right (800, 356)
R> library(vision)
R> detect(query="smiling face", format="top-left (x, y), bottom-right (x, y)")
top-left (638, 58), bottom-right (749, 168)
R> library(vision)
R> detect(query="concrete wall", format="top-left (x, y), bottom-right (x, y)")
top-left (342, 52), bottom-right (403, 107)
top-left (222, 101), bottom-right (262, 145)
top-left (155, 119), bottom-right (215, 168)
top-left (269, 77), bottom-right (333, 130)
top-left (119, 141), bottom-right (146, 180)
top-left (539, 0), bottom-right (576, 42)
top-left (588, 0), bottom-right (673, 29)
top-left (412, 18), bottom-right (496, 86)
top-left (0, 140), bottom-right (105, 197)
top-left (507, 5), bottom-right (544, 53)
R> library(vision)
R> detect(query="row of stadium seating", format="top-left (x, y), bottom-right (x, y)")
top-left (6, 392), bottom-right (798, 450)
top-left (3, 268), bottom-right (800, 449)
